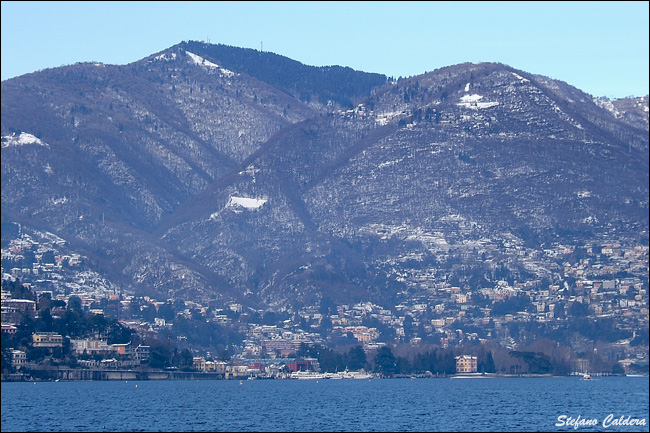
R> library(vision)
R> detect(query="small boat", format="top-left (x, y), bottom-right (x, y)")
top-left (582, 373), bottom-right (592, 380)
top-left (450, 373), bottom-right (494, 379)
top-left (343, 370), bottom-right (373, 380)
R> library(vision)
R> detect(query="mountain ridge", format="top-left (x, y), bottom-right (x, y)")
top-left (1, 41), bottom-right (648, 310)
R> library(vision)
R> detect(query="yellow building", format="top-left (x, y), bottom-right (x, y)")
top-left (32, 332), bottom-right (63, 348)
top-left (455, 355), bottom-right (478, 373)
top-left (193, 356), bottom-right (206, 371)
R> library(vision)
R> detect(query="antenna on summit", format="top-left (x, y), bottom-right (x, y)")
top-left (260, 41), bottom-right (263, 52)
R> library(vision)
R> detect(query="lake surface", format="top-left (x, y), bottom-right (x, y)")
top-left (1, 376), bottom-right (648, 432)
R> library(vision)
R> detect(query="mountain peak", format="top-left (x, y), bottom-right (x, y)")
top-left (1, 42), bottom-right (647, 310)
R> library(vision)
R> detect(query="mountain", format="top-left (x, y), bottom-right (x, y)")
top-left (1, 42), bottom-right (386, 301)
top-left (2, 42), bottom-right (648, 311)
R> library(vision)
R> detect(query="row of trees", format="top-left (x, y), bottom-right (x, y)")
top-left (296, 337), bottom-right (637, 377)
top-left (295, 343), bottom-right (495, 377)
top-left (296, 343), bottom-right (368, 372)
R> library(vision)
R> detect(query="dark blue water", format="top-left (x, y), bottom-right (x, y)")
top-left (1, 376), bottom-right (648, 432)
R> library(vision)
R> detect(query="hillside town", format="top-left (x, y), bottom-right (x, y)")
top-left (1, 228), bottom-right (648, 381)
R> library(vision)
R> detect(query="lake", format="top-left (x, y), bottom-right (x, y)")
top-left (1, 376), bottom-right (648, 432)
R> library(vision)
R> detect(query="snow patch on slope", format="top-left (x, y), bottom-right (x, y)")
top-left (186, 51), bottom-right (235, 77)
top-left (457, 94), bottom-right (499, 110)
top-left (209, 196), bottom-right (267, 219)
top-left (228, 196), bottom-right (267, 209)
top-left (154, 52), bottom-right (177, 61)
top-left (2, 132), bottom-right (49, 149)
top-left (511, 72), bottom-right (529, 83)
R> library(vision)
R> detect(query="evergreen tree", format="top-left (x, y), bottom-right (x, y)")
top-left (373, 346), bottom-right (397, 377)
top-left (345, 345), bottom-right (367, 370)
top-left (485, 351), bottom-right (496, 373)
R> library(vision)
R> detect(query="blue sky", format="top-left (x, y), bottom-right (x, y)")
top-left (1, 1), bottom-right (648, 98)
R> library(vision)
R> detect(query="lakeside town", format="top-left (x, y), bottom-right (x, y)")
top-left (1, 229), bottom-right (648, 381)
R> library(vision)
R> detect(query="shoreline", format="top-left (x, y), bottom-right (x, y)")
top-left (2, 370), bottom-right (637, 383)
